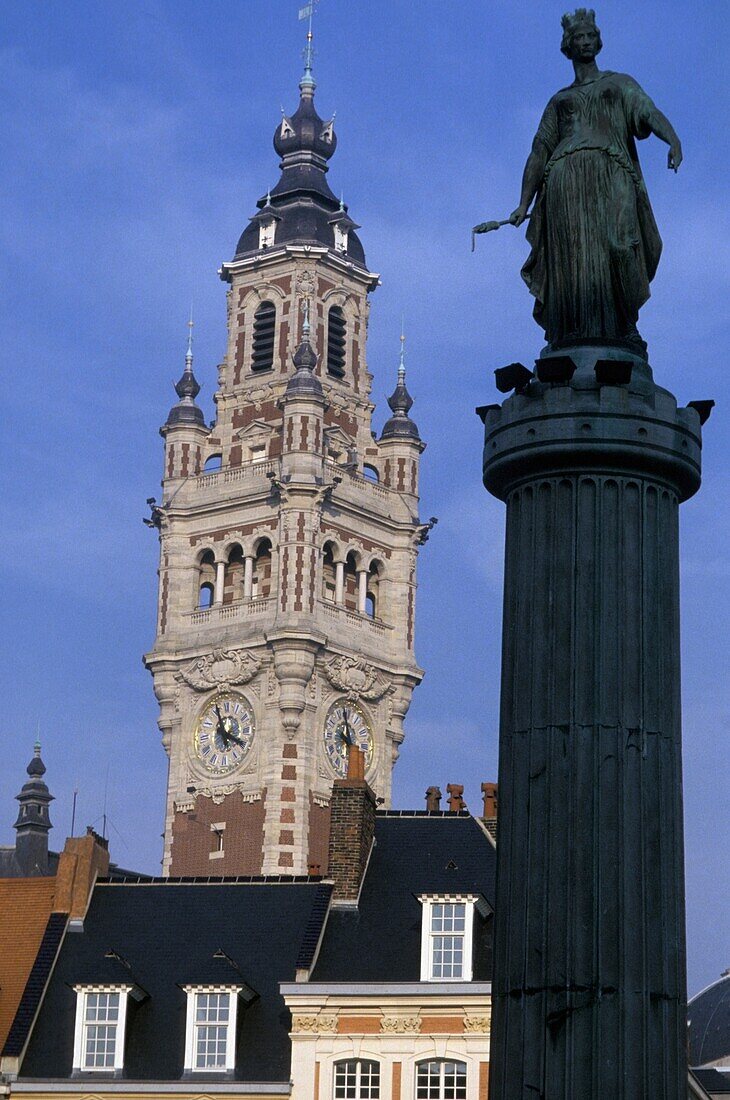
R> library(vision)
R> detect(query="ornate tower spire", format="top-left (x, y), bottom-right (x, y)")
top-left (381, 326), bottom-right (421, 441)
top-left (13, 742), bottom-right (54, 876)
top-left (165, 311), bottom-right (205, 427)
top-left (146, 27), bottom-right (426, 879)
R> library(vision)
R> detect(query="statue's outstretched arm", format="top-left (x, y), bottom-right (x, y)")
top-left (510, 138), bottom-right (549, 225)
top-left (648, 107), bottom-right (683, 171)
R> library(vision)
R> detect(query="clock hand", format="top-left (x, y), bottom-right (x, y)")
top-left (214, 704), bottom-right (230, 748)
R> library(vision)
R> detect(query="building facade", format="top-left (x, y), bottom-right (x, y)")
top-left (144, 59), bottom-right (427, 879)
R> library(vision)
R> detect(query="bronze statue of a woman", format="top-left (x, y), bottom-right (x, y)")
top-left (477, 9), bottom-right (682, 357)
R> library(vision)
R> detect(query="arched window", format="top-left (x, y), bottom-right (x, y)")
top-left (252, 538), bottom-right (273, 599)
top-left (366, 560), bottom-right (383, 620)
top-left (322, 542), bottom-right (337, 602)
top-left (327, 306), bottom-right (346, 377)
top-left (203, 454), bottom-right (222, 472)
top-left (343, 551), bottom-right (359, 612)
top-left (224, 545), bottom-right (244, 605)
top-left (416, 1061), bottom-right (467, 1100)
top-left (251, 300), bottom-right (276, 372)
top-left (363, 464), bottom-right (379, 483)
top-left (334, 1060), bottom-right (380, 1100)
top-left (198, 551), bottom-right (216, 608)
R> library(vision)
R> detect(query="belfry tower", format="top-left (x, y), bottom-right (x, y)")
top-left (144, 49), bottom-right (426, 877)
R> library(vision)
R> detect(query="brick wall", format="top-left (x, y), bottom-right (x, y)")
top-left (327, 778), bottom-right (376, 902)
top-left (169, 791), bottom-right (266, 876)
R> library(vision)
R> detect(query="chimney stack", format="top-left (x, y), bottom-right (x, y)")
top-left (53, 826), bottom-right (110, 928)
top-left (425, 786), bottom-right (442, 812)
top-left (327, 747), bottom-right (376, 905)
top-left (446, 783), bottom-right (466, 812)
top-left (481, 782), bottom-right (498, 820)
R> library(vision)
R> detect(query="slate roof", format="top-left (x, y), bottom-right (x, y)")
top-left (692, 1067), bottom-right (730, 1094)
top-left (312, 812), bottom-right (496, 982)
top-left (690, 974), bottom-right (730, 1067)
top-left (18, 879), bottom-right (330, 1082)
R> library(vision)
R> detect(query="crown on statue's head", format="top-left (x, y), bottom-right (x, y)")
top-left (561, 7), bottom-right (597, 33)
top-left (560, 8), bottom-right (602, 56)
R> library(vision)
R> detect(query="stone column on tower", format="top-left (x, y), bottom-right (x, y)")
top-left (144, 52), bottom-right (426, 877)
top-left (481, 346), bottom-right (706, 1098)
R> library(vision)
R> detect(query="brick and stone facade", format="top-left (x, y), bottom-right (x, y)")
top-left (144, 74), bottom-right (425, 877)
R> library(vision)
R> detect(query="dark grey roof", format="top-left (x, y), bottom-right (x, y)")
top-left (690, 974), bottom-right (730, 1067)
top-left (234, 86), bottom-right (366, 266)
top-left (18, 880), bottom-right (328, 1082)
top-left (312, 812), bottom-right (495, 982)
top-left (692, 1067), bottom-right (730, 1094)
top-left (0, 847), bottom-right (59, 878)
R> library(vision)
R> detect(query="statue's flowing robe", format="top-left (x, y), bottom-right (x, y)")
top-left (523, 72), bottom-right (663, 351)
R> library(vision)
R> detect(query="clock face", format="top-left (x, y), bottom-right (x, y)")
top-left (323, 702), bottom-right (373, 778)
top-left (194, 693), bottom-right (255, 775)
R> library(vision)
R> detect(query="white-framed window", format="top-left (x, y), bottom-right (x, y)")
top-left (183, 986), bottom-right (240, 1072)
top-left (416, 1060), bottom-right (467, 1100)
top-left (259, 219), bottom-right (276, 249)
top-left (333, 1058), bottom-right (380, 1099)
top-left (72, 985), bottom-right (131, 1072)
top-left (418, 895), bottom-right (477, 981)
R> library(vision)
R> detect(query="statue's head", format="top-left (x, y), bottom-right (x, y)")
top-left (560, 8), bottom-right (603, 59)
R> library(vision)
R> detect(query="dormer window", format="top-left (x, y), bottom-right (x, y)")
top-left (183, 986), bottom-right (240, 1072)
top-left (333, 223), bottom-right (348, 253)
top-left (73, 986), bottom-right (132, 1072)
top-left (418, 895), bottom-right (478, 981)
top-left (259, 219), bottom-right (276, 250)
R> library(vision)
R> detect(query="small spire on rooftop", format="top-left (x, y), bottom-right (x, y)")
top-left (380, 322), bottom-right (421, 443)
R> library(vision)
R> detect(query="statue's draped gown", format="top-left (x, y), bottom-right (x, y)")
top-left (523, 71), bottom-right (663, 353)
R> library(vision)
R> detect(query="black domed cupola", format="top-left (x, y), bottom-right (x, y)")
top-left (234, 46), bottom-right (365, 265)
top-left (273, 90), bottom-right (337, 165)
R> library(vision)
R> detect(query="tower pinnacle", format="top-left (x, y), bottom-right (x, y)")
top-left (165, 312), bottom-right (205, 428)
top-left (381, 326), bottom-right (420, 441)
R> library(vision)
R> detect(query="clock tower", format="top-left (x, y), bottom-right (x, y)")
top-left (144, 54), bottom-right (427, 876)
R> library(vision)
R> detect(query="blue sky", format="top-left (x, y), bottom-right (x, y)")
top-left (0, 1), bottom-right (727, 997)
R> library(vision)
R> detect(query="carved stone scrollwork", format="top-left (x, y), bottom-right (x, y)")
top-left (381, 1015), bottom-right (421, 1034)
top-left (194, 783), bottom-right (262, 806)
top-left (291, 1014), bottom-right (337, 1033)
top-left (324, 656), bottom-right (392, 702)
top-left (463, 1016), bottom-right (491, 1033)
top-left (176, 649), bottom-right (262, 692)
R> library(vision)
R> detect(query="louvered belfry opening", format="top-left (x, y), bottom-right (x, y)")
top-left (327, 306), bottom-right (346, 377)
top-left (251, 300), bottom-right (276, 372)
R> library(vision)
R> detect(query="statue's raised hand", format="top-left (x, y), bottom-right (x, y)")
top-left (668, 142), bottom-right (683, 172)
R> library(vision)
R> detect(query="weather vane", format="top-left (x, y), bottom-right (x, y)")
top-left (299, 0), bottom-right (319, 84)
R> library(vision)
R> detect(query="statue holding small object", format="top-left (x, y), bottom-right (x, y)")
top-left (474, 9), bottom-right (682, 357)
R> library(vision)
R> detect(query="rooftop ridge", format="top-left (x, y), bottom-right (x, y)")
top-left (376, 809), bottom-right (473, 818)
top-left (96, 874), bottom-right (325, 886)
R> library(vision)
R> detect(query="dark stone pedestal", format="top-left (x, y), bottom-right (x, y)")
top-left (482, 348), bottom-right (702, 1099)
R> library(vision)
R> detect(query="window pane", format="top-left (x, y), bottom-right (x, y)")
top-left (334, 1059), bottom-right (380, 1100)
top-left (84, 1023), bottom-right (117, 1068)
top-left (417, 1061), bottom-right (466, 1100)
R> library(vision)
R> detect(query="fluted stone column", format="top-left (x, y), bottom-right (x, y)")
top-left (482, 349), bottom-right (703, 1099)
